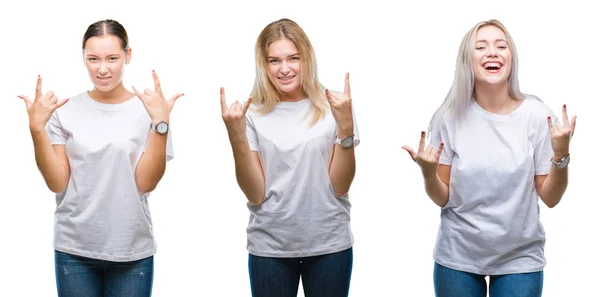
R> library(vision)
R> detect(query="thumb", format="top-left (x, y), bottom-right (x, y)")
top-left (401, 145), bottom-right (417, 161)
top-left (17, 95), bottom-right (33, 109)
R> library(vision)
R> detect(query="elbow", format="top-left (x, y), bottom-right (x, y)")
top-left (48, 183), bottom-right (67, 194)
top-left (136, 178), bottom-right (157, 194)
top-left (542, 199), bottom-right (560, 208)
top-left (138, 183), bottom-right (157, 194)
top-left (333, 188), bottom-right (349, 198)
top-left (248, 195), bottom-right (265, 206)
top-left (331, 183), bottom-right (350, 198)
top-left (47, 176), bottom-right (68, 194)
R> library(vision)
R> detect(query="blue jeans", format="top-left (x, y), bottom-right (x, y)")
top-left (434, 262), bottom-right (543, 297)
top-left (54, 250), bottom-right (154, 297)
top-left (248, 247), bottom-right (353, 297)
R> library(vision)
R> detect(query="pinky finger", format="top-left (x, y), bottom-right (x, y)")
top-left (52, 98), bottom-right (70, 110)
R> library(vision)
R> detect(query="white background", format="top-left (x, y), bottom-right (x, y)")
top-left (1, 0), bottom-right (597, 296)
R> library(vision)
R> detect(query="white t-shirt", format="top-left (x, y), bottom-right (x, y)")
top-left (245, 98), bottom-right (360, 258)
top-left (47, 91), bottom-right (174, 262)
top-left (431, 96), bottom-right (556, 275)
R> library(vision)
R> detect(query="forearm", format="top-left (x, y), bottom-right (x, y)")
top-left (135, 131), bottom-right (168, 193)
top-left (328, 125), bottom-right (356, 197)
top-left (229, 133), bottom-right (265, 205)
top-left (30, 128), bottom-right (68, 193)
top-left (423, 173), bottom-right (449, 207)
top-left (539, 156), bottom-right (569, 208)
top-left (329, 146), bottom-right (355, 197)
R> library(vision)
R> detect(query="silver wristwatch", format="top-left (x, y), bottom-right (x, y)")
top-left (150, 121), bottom-right (169, 135)
top-left (550, 154), bottom-right (570, 169)
top-left (335, 135), bottom-right (354, 149)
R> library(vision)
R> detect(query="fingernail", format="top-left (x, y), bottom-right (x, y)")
top-left (421, 131), bottom-right (425, 135)
top-left (547, 116), bottom-right (551, 119)
top-left (441, 142), bottom-right (444, 146)
top-left (563, 104), bottom-right (566, 108)
top-left (152, 70), bottom-right (155, 73)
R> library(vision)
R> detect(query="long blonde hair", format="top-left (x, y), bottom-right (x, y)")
top-left (251, 18), bottom-right (328, 125)
top-left (428, 19), bottom-right (527, 138)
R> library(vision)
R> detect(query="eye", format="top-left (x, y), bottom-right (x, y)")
top-left (87, 57), bottom-right (98, 61)
top-left (109, 57), bottom-right (118, 61)
top-left (269, 59), bottom-right (279, 64)
top-left (291, 56), bottom-right (300, 61)
top-left (475, 46), bottom-right (485, 50)
top-left (497, 45), bottom-right (508, 49)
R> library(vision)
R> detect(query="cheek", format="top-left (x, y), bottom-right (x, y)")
top-left (267, 65), bottom-right (279, 79)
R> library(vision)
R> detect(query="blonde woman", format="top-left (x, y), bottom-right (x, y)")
top-left (220, 18), bottom-right (359, 297)
top-left (402, 19), bottom-right (575, 296)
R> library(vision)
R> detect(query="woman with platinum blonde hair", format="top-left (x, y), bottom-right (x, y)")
top-left (220, 18), bottom-right (359, 297)
top-left (403, 19), bottom-right (576, 296)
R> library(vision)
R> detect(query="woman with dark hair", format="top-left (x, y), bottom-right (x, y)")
top-left (18, 19), bottom-right (182, 296)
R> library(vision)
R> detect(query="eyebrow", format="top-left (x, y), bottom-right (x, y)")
top-left (475, 39), bottom-right (508, 43)
top-left (267, 53), bottom-right (300, 59)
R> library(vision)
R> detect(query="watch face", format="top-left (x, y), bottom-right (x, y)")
top-left (156, 122), bottom-right (168, 134)
top-left (559, 155), bottom-right (570, 169)
top-left (341, 136), bottom-right (354, 148)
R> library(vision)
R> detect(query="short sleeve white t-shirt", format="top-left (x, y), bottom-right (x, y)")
top-left (245, 98), bottom-right (360, 258)
top-left (431, 96), bottom-right (555, 275)
top-left (47, 91), bottom-right (174, 262)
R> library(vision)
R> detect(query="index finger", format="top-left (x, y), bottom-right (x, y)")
top-left (35, 75), bottom-right (42, 99)
top-left (418, 131), bottom-right (426, 153)
top-left (220, 87), bottom-right (228, 113)
top-left (344, 72), bottom-right (351, 96)
top-left (562, 104), bottom-right (569, 128)
top-left (152, 70), bottom-right (162, 94)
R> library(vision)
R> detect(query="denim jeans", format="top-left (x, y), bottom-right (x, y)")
top-left (54, 250), bottom-right (154, 297)
top-left (434, 262), bottom-right (543, 297)
top-left (248, 247), bottom-right (353, 297)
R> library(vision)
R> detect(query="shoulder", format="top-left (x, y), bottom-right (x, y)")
top-left (54, 91), bottom-right (88, 116)
top-left (520, 94), bottom-right (555, 120)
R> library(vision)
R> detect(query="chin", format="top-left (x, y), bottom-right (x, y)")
top-left (279, 83), bottom-right (301, 93)
top-left (94, 84), bottom-right (116, 92)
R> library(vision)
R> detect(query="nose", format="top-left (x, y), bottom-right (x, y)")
top-left (99, 62), bottom-right (108, 75)
top-left (486, 46), bottom-right (499, 58)
top-left (279, 61), bottom-right (291, 74)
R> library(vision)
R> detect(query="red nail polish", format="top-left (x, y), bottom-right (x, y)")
top-left (563, 104), bottom-right (566, 108)
top-left (421, 131), bottom-right (425, 135)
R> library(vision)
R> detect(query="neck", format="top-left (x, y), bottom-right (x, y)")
top-left (473, 81), bottom-right (517, 114)
top-left (89, 83), bottom-right (133, 104)
top-left (279, 86), bottom-right (305, 102)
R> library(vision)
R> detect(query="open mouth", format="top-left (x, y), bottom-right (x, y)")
top-left (483, 62), bottom-right (503, 72)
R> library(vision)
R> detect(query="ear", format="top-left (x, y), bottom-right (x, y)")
top-left (125, 47), bottom-right (132, 65)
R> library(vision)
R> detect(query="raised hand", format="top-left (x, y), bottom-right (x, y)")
top-left (548, 104), bottom-right (576, 157)
top-left (401, 131), bottom-right (444, 177)
top-left (132, 70), bottom-right (183, 122)
top-left (325, 72), bottom-right (353, 133)
top-left (220, 87), bottom-right (252, 136)
top-left (18, 75), bottom-right (69, 132)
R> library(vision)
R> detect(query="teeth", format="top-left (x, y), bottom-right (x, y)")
top-left (484, 63), bottom-right (501, 68)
